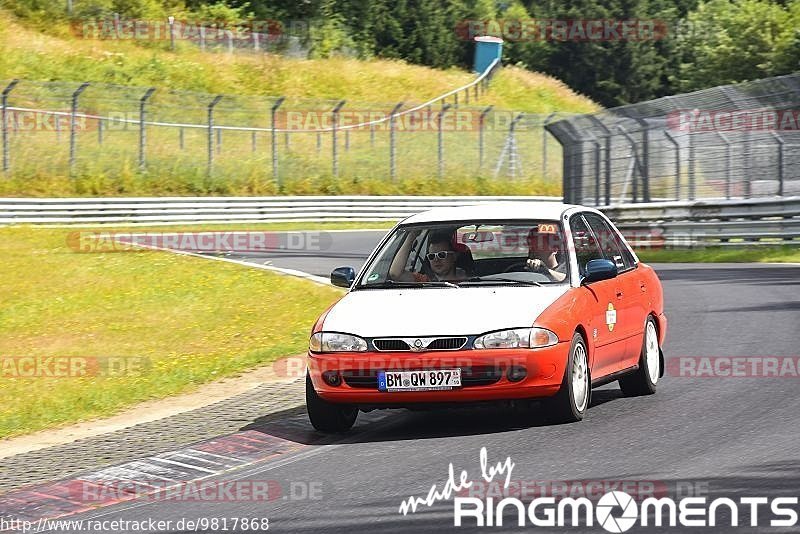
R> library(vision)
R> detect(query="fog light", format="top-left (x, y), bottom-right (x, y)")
top-left (322, 371), bottom-right (342, 386)
top-left (507, 366), bottom-right (527, 382)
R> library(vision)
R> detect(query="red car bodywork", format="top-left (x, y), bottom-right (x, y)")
top-left (307, 262), bottom-right (666, 405)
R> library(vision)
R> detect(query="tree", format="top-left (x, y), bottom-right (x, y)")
top-left (674, 0), bottom-right (799, 92)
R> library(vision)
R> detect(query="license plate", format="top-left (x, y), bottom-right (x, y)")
top-left (377, 369), bottom-right (461, 392)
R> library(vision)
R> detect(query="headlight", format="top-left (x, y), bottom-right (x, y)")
top-left (473, 328), bottom-right (558, 349)
top-left (309, 332), bottom-right (368, 353)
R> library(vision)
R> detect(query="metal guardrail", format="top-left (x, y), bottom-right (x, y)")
top-left (0, 196), bottom-right (560, 224)
top-left (1, 195), bottom-right (797, 248)
top-left (604, 196), bottom-right (800, 247)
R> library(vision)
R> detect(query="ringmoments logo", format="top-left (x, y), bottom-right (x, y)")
top-left (398, 448), bottom-right (800, 531)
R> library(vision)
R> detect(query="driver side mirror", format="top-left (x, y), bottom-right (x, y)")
top-left (582, 259), bottom-right (617, 284)
top-left (331, 266), bottom-right (356, 288)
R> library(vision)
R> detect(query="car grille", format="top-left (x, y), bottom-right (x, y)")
top-left (341, 366), bottom-right (502, 389)
top-left (373, 339), bottom-right (410, 351)
top-left (372, 337), bottom-right (468, 352)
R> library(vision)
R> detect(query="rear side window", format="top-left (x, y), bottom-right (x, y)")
top-left (583, 213), bottom-right (635, 272)
top-left (569, 215), bottom-right (604, 277)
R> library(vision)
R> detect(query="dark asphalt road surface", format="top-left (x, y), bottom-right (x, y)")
top-left (37, 231), bottom-right (800, 533)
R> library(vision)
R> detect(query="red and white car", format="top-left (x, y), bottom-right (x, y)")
top-left (305, 202), bottom-right (666, 432)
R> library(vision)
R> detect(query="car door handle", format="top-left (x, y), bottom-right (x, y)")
top-left (616, 289), bottom-right (623, 299)
top-left (640, 282), bottom-right (647, 292)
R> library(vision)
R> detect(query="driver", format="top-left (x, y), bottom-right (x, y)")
top-left (525, 227), bottom-right (568, 282)
top-left (389, 229), bottom-right (467, 282)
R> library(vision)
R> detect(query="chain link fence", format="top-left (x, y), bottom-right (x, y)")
top-left (0, 64), bottom-right (572, 195)
top-left (547, 73), bottom-right (800, 206)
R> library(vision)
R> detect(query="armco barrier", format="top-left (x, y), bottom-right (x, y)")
top-left (0, 196), bottom-right (559, 224)
top-left (1, 195), bottom-right (798, 248)
top-left (604, 196), bottom-right (800, 248)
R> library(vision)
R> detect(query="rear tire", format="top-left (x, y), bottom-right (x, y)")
top-left (547, 332), bottom-right (590, 423)
top-left (619, 316), bottom-right (660, 396)
top-left (306, 373), bottom-right (358, 433)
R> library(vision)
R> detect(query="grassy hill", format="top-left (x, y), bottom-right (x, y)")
top-left (0, 12), bottom-right (597, 112)
top-left (0, 11), bottom-right (598, 196)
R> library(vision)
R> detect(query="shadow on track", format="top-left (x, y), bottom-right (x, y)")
top-left (240, 386), bottom-right (628, 446)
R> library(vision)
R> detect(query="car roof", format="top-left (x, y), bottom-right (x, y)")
top-left (401, 201), bottom-right (584, 225)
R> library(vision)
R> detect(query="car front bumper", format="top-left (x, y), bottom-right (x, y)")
top-left (307, 343), bottom-right (570, 405)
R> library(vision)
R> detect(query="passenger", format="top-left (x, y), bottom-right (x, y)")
top-left (525, 227), bottom-right (568, 282)
top-left (389, 230), bottom-right (467, 282)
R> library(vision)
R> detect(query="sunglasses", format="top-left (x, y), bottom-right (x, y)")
top-left (426, 251), bottom-right (455, 261)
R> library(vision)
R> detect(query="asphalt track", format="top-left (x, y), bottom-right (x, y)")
top-left (18, 231), bottom-right (800, 533)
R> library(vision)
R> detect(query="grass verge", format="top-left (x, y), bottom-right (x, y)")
top-left (637, 245), bottom-right (800, 263)
top-left (0, 225), bottom-right (343, 438)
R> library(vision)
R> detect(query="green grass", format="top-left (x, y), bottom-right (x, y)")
top-left (0, 10), bottom-right (597, 113)
top-left (637, 245), bottom-right (800, 263)
top-left (0, 10), bottom-right (597, 197)
top-left (0, 225), bottom-right (344, 438)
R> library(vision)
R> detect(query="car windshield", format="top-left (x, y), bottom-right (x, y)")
top-left (356, 220), bottom-right (570, 288)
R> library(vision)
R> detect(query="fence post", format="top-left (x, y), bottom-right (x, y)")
top-left (637, 119), bottom-right (650, 202)
top-left (438, 103), bottom-right (451, 179)
top-left (587, 136), bottom-right (600, 207)
top-left (168, 16), bottom-right (175, 50)
top-left (331, 100), bottom-right (346, 177)
top-left (663, 130), bottom-right (681, 200)
top-left (97, 118), bottom-right (103, 145)
top-left (688, 133), bottom-right (696, 200)
top-left (199, 24), bottom-right (206, 51)
top-left (226, 30), bottom-right (233, 53)
top-left (771, 132), bottom-right (785, 197)
top-left (216, 128), bottom-right (222, 154)
top-left (270, 96), bottom-right (285, 184)
top-left (251, 130), bottom-right (256, 152)
top-left (179, 127), bottom-right (184, 150)
top-left (464, 86), bottom-right (469, 105)
top-left (138, 87), bottom-right (156, 169)
top-left (508, 113), bottom-right (523, 178)
top-left (316, 132), bottom-right (321, 153)
top-left (1, 79), bottom-right (19, 173)
top-left (389, 102), bottom-right (403, 180)
top-left (541, 112), bottom-right (556, 179)
top-left (69, 82), bottom-right (90, 176)
top-left (616, 125), bottom-right (645, 203)
top-left (586, 115), bottom-right (612, 206)
top-left (717, 132), bottom-right (732, 199)
top-left (206, 95), bottom-right (223, 176)
top-left (478, 105), bottom-right (493, 168)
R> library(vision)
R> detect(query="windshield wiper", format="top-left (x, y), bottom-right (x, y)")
top-left (459, 276), bottom-right (542, 287)
top-left (361, 279), bottom-right (459, 289)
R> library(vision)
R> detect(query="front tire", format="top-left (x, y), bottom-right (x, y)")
top-left (547, 332), bottom-right (590, 423)
top-left (306, 373), bottom-right (358, 433)
top-left (619, 316), bottom-right (660, 396)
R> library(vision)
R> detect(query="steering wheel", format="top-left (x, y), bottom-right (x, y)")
top-left (504, 261), bottom-right (532, 273)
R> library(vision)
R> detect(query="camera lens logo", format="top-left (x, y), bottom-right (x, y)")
top-left (595, 491), bottom-right (638, 533)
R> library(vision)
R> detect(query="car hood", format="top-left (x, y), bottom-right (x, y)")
top-left (322, 285), bottom-right (570, 338)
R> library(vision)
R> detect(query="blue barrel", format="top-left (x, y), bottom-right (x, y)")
top-left (473, 36), bottom-right (503, 73)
